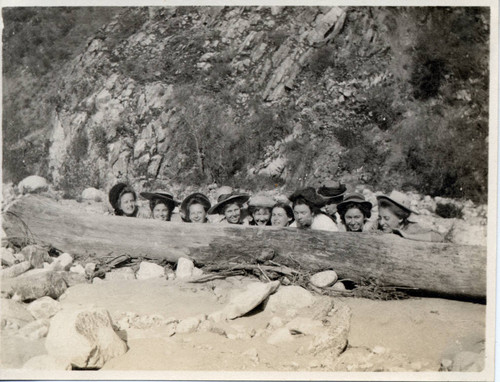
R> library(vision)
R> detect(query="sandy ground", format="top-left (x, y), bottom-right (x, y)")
top-left (1, 276), bottom-right (486, 373)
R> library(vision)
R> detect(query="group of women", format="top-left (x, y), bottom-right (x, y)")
top-left (108, 180), bottom-right (443, 242)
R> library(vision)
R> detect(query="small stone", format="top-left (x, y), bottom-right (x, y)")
top-left (18, 175), bottom-right (49, 194)
top-left (3, 271), bottom-right (68, 301)
top-left (70, 264), bottom-right (85, 275)
top-left (85, 262), bottom-right (96, 276)
top-left (23, 355), bottom-right (72, 370)
top-left (331, 281), bottom-right (346, 291)
top-left (92, 277), bottom-right (105, 284)
top-left (136, 262), bottom-right (164, 279)
top-left (106, 267), bottom-right (136, 281)
top-left (372, 346), bottom-right (386, 354)
top-left (28, 296), bottom-right (61, 320)
top-left (177, 316), bottom-right (202, 334)
top-left (176, 257), bottom-right (195, 279)
top-left (208, 310), bottom-right (227, 322)
top-left (1, 247), bottom-right (17, 266)
top-left (440, 358), bottom-right (453, 371)
top-left (243, 348), bottom-right (259, 364)
top-left (267, 327), bottom-right (294, 345)
top-left (310, 270), bottom-right (338, 288)
top-left (49, 253), bottom-right (73, 271)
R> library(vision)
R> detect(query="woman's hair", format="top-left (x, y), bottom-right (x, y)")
top-left (378, 199), bottom-right (410, 226)
top-left (292, 197), bottom-right (322, 215)
top-left (149, 198), bottom-right (173, 221)
top-left (273, 202), bottom-right (294, 219)
top-left (248, 205), bottom-right (272, 216)
top-left (185, 196), bottom-right (210, 222)
top-left (339, 202), bottom-right (372, 225)
top-left (116, 188), bottom-right (138, 217)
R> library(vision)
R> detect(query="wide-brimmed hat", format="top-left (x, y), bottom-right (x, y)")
top-left (140, 191), bottom-right (180, 211)
top-left (180, 192), bottom-right (211, 218)
top-left (109, 183), bottom-right (136, 211)
top-left (247, 195), bottom-right (276, 209)
top-left (289, 187), bottom-right (326, 208)
top-left (208, 192), bottom-right (250, 215)
top-left (376, 191), bottom-right (418, 215)
top-left (337, 192), bottom-right (373, 216)
top-left (317, 180), bottom-right (347, 202)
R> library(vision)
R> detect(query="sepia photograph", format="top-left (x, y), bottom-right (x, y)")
top-left (0, 1), bottom-right (497, 381)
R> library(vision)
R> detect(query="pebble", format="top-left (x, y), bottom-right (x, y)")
top-left (176, 257), bottom-right (195, 279)
top-left (136, 261), bottom-right (165, 280)
top-left (106, 267), bottom-right (136, 281)
top-left (50, 253), bottom-right (73, 271)
top-left (27, 296), bottom-right (61, 320)
top-left (85, 262), bottom-right (96, 276)
top-left (1, 247), bottom-right (17, 266)
top-left (310, 270), bottom-right (338, 288)
top-left (70, 264), bottom-right (85, 275)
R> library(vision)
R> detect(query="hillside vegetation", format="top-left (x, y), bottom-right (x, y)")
top-left (2, 6), bottom-right (490, 203)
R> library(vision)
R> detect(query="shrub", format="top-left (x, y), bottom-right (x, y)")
top-left (435, 203), bottom-right (464, 219)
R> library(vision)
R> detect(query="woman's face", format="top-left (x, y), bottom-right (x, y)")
top-left (324, 202), bottom-right (338, 216)
top-left (344, 207), bottom-right (365, 232)
top-left (378, 207), bottom-right (403, 232)
top-left (224, 203), bottom-right (241, 224)
top-left (153, 202), bottom-right (170, 221)
top-left (253, 207), bottom-right (271, 226)
top-left (293, 204), bottom-right (313, 228)
top-left (189, 203), bottom-right (207, 223)
top-left (271, 207), bottom-right (292, 227)
top-left (119, 192), bottom-right (136, 216)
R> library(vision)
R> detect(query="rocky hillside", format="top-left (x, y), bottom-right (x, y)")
top-left (2, 7), bottom-right (489, 202)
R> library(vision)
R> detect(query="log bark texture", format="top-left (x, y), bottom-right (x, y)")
top-left (2, 195), bottom-right (487, 299)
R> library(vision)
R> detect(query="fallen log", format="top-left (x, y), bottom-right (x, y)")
top-left (2, 195), bottom-right (487, 300)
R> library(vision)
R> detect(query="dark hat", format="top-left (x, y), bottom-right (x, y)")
top-left (180, 192), bottom-right (211, 219)
top-left (109, 183), bottom-right (136, 211)
top-left (289, 187), bottom-right (326, 208)
top-left (337, 192), bottom-right (373, 216)
top-left (140, 191), bottom-right (180, 211)
top-left (377, 191), bottom-right (418, 215)
top-left (317, 180), bottom-right (347, 202)
top-left (208, 192), bottom-right (250, 215)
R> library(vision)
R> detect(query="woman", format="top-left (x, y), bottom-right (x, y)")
top-left (336, 192), bottom-right (373, 232)
top-left (140, 191), bottom-right (179, 221)
top-left (377, 194), bottom-right (444, 242)
top-left (247, 195), bottom-right (275, 226)
top-left (317, 180), bottom-right (347, 224)
top-left (208, 191), bottom-right (250, 225)
top-left (108, 183), bottom-right (138, 217)
top-left (289, 187), bottom-right (338, 232)
top-left (271, 202), bottom-right (294, 227)
top-left (180, 192), bottom-right (211, 223)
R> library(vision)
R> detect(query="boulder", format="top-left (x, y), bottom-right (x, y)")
top-left (223, 281), bottom-right (280, 320)
top-left (28, 296), bottom-right (61, 320)
top-left (23, 355), bottom-right (72, 370)
top-left (21, 245), bottom-right (52, 269)
top-left (2, 271), bottom-right (68, 301)
top-left (17, 318), bottom-right (50, 340)
top-left (85, 262), bottom-right (97, 276)
top-left (18, 175), bottom-right (49, 194)
top-left (176, 257), bottom-right (195, 279)
top-left (81, 187), bottom-right (105, 202)
top-left (265, 285), bottom-right (315, 312)
top-left (310, 270), bottom-right (338, 288)
top-left (136, 261), bottom-right (165, 280)
top-left (45, 308), bottom-right (128, 369)
top-left (0, 261), bottom-right (31, 278)
top-left (105, 267), bottom-right (136, 281)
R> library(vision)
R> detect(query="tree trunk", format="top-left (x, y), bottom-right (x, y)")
top-left (2, 195), bottom-right (487, 300)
